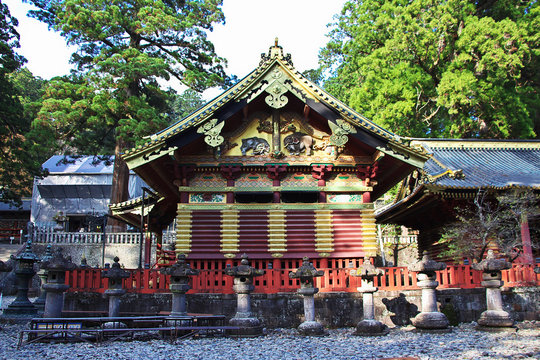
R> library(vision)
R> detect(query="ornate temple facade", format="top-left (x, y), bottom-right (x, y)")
top-left (111, 42), bottom-right (427, 266)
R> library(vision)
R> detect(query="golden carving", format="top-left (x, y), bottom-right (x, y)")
top-left (197, 118), bottom-right (225, 148)
top-left (265, 81), bottom-right (288, 109)
top-left (328, 119), bottom-right (356, 148)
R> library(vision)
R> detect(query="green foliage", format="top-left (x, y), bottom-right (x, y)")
top-left (320, 0), bottom-right (539, 139)
top-left (28, 0), bottom-right (230, 151)
top-left (169, 88), bottom-right (205, 124)
top-left (0, 4), bottom-right (45, 205)
top-left (440, 190), bottom-right (539, 262)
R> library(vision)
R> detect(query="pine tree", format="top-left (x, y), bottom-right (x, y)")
top-left (28, 0), bottom-right (230, 228)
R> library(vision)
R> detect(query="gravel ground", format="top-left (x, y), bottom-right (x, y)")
top-left (0, 296), bottom-right (538, 360)
top-left (0, 322), bottom-right (538, 360)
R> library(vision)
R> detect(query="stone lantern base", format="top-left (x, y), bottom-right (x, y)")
top-left (298, 320), bottom-right (326, 336)
top-left (3, 302), bottom-right (38, 317)
top-left (228, 317), bottom-right (263, 337)
top-left (477, 310), bottom-right (514, 328)
top-left (411, 311), bottom-right (449, 330)
top-left (355, 319), bottom-right (388, 336)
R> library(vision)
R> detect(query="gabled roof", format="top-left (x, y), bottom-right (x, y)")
top-left (122, 41), bottom-right (427, 169)
top-left (43, 155), bottom-right (114, 174)
top-left (376, 139), bottom-right (540, 226)
top-left (416, 139), bottom-right (540, 191)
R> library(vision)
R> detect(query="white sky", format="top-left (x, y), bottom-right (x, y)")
top-left (4, 0), bottom-right (346, 99)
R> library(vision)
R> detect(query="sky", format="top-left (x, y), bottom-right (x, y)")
top-left (4, 0), bottom-right (346, 99)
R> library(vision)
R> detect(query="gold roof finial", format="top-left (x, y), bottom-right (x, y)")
top-left (260, 37), bottom-right (293, 66)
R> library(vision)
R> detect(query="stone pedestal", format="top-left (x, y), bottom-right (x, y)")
top-left (225, 254), bottom-right (264, 336)
top-left (102, 257), bottom-right (130, 318)
top-left (350, 259), bottom-right (387, 336)
top-left (160, 254), bottom-right (199, 316)
top-left (104, 288), bottom-right (126, 317)
top-left (3, 240), bottom-right (39, 316)
top-left (473, 251), bottom-right (514, 328)
top-left (408, 252), bottom-right (449, 330)
top-left (41, 248), bottom-right (77, 318)
top-left (413, 274), bottom-right (449, 329)
top-left (34, 245), bottom-right (53, 312)
top-left (289, 257), bottom-right (326, 336)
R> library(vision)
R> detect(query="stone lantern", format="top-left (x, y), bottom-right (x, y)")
top-left (289, 257), bottom-right (325, 336)
top-left (408, 251), bottom-right (449, 330)
top-left (224, 254), bottom-right (265, 336)
top-left (471, 250), bottom-right (514, 328)
top-left (350, 258), bottom-right (387, 335)
top-left (160, 254), bottom-right (199, 316)
top-left (34, 244), bottom-right (53, 311)
top-left (102, 256), bottom-right (130, 317)
top-left (4, 240), bottom-right (40, 316)
top-left (41, 248), bottom-right (77, 318)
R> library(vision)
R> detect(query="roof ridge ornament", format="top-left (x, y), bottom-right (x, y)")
top-left (260, 37), bottom-right (293, 66)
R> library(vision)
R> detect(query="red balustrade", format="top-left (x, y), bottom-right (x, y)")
top-left (65, 261), bottom-right (540, 294)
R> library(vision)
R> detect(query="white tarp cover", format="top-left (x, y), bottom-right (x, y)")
top-left (31, 156), bottom-right (146, 226)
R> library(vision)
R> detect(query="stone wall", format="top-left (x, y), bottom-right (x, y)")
top-left (32, 243), bottom-right (154, 269)
top-left (63, 287), bottom-right (539, 328)
top-left (0, 244), bottom-right (153, 295)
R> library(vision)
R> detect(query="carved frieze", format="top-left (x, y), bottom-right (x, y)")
top-left (265, 80), bottom-right (289, 109)
top-left (197, 118), bottom-right (225, 148)
top-left (328, 119), bottom-right (356, 148)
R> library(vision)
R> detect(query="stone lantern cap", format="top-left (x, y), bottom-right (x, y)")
top-left (41, 248), bottom-right (77, 272)
top-left (471, 250), bottom-right (511, 272)
top-left (0, 260), bottom-right (12, 272)
top-left (289, 257), bottom-right (324, 281)
top-left (350, 258), bottom-right (383, 279)
top-left (224, 254), bottom-right (265, 278)
top-left (12, 240), bottom-right (40, 263)
top-left (160, 254), bottom-right (199, 277)
top-left (80, 257), bottom-right (91, 269)
top-left (408, 251), bottom-right (447, 273)
top-left (40, 245), bottom-right (53, 264)
top-left (102, 256), bottom-right (130, 280)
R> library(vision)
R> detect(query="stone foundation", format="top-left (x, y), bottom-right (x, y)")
top-left (63, 287), bottom-right (539, 328)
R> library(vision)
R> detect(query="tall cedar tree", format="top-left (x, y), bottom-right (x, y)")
top-left (320, 0), bottom-right (539, 138)
top-left (0, 3), bottom-right (44, 205)
top-left (28, 0), bottom-right (229, 229)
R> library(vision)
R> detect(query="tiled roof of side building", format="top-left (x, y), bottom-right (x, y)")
top-left (413, 139), bottom-right (540, 190)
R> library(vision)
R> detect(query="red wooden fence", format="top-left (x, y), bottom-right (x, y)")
top-left (66, 261), bottom-right (539, 295)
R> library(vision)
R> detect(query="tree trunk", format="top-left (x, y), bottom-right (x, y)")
top-left (393, 245), bottom-right (399, 267)
top-left (107, 139), bottom-right (130, 232)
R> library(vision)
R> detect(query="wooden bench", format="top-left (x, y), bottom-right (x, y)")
top-left (18, 316), bottom-right (240, 347)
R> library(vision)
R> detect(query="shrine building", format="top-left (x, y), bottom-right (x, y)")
top-left (376, 139), bottom-right (540, 264)
top-left (111, 41), bottom-right (428, 270)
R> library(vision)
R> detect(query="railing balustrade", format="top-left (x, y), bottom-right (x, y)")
top-left (380, 235), bottom-right (418, 244)
top-left (31, 229), bottom-right (176, 244)
top-left (65, 262), bottom-right (539, 295)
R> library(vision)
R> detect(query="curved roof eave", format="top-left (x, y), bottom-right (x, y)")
top-left (123, 43), bottom-right (428, 165)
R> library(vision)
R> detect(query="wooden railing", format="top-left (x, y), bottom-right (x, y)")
top-left (65, 262), bottom-right (539, 295)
